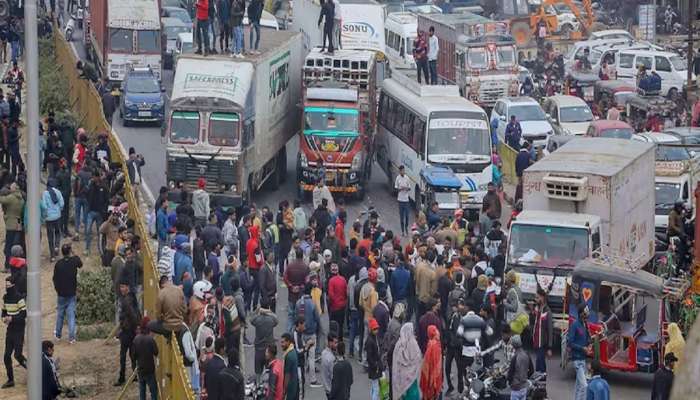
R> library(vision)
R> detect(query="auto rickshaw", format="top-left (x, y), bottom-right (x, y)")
top-left (419, 166), bottom-right (464, 218)
top-left (565, 70), bottom-right (598, 103)
top-left (594, 80), bottom-right (635, 116)
top-left (625, 93), bottom-right (676, 133)
top-left (561, 259), bottom-right (688, 374)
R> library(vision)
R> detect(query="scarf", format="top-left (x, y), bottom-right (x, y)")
top-left (420, 325), bottom-right (443, 400)
top-left (392, 323), bottom-right (422, 400)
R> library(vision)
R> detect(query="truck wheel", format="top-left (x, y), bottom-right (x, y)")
top-left (278, 147), bottom-right (287, 184)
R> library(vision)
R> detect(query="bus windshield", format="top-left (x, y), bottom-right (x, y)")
top-left (304, 107), bottom-right (359, 136)
top-left (428, 111), bottom-right (490, 160)
top-left (170, 111), bottom-right (199, 144)
top-left (509, 224), bottom-right (589, 267)
top-left (209, 112), bottom-right (240, 146)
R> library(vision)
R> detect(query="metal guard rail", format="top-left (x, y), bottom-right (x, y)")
top-left (52, 28), bottom-right (195, 400)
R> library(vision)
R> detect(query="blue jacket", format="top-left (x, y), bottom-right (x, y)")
top-left (296, 295), bottom-right (320, 335)
top-left (505, 121), bottom-right (522, 148)
top-left (390, 265), bottom-right (410, 302)
top-left (567, 318), bottom-right (591, 361)
top-left (156, 208), bottom-right (170, 241)
top-left (173, 251), bottom-right (194, 285)
top-left (490, 119), bottom-right (499, 146)
top-left (586, 376), bottom-right (610, 400)
top-left (41, 188), bottom-right (64, 222)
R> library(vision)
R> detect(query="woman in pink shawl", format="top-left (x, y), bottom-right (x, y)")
top-left (392, 323), bottom-right (422, 400)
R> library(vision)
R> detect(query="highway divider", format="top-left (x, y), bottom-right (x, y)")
top-left (498, 142), bottom-right (518, 185)
top-left (53, 29), bottom-right (195, 400)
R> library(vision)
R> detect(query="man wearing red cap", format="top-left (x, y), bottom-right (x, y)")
top-left (366, 318), bottom-right (383, 400)
top-left (192, 178), bottom-right (210, 228)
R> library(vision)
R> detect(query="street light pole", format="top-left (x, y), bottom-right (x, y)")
top-left (689, 0), bottom-right (695, 94)
top-left (24, 0), bottom-right (42, 398)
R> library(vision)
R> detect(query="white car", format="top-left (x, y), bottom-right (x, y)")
top-left (588, 29), bottom-right (634, 41)
top-left (491, 97), bottom-right (554, 148)
top-left (542, 95), bottom-right (593, 136)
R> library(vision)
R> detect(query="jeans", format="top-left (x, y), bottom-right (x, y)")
top-left (398, 201), bottom-right (410, 233)
top-left (74, 197), bottom-right (88, 233)
top-left (322, 23), bottom-right (334, 52)
top-left (370, 379), bottom-right (380, 400)
top-left (510, 387), bottom-right (528, 400)
top-left (349, 309), bottom-right (360, 355)
top-left (4, 229), bottom-right (22, 270)
top-left (139, 373), bottom-right (158, 400)
top-left (55, 295), bottom-right (77, 341)
top-left (535, 347), bottom-right (547, 373)
top-left (573, 359), bottom-right (587, 400)
top-left (330, 308), bottom-right (345, 338)
top-left (60, 193), bottom-right (71, 235)
top-left (10, 41), bottom-right (18, 63)
top-left (219, 22), bottom-right (231, 50)
top-left (196, 19), bottom-right (210, 51)
top-left (46, 219), bottom-right (61, 258)
top-left (416, 58), bottom-right (429, 84)
top-left (303, 333), bottom-right (317, 382)
top-left (232, 25), bottom-right (244, 54)
top-left (286, 299), bottom-right (297, 333)
top-left (249, 21), bottom-right (260, 50)
top-left (429, 59), bottom-right (438, 84)
top-left (85, 211), bottom-right (103, 253)
top-left (333, 19), bottom-right (342, 49)
top-left (249, 268), bottom-right (260, 310)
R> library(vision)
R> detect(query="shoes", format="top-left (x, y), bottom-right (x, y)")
top-left (19, 360), bottom-right (26, 369)
top-left (69, 339), bottom-right (76, 345)
top-left (54, 334), bottom-right (61, 341)
top-left (50, 256), bottom-right (55, 262)
top-left (195, 49), bottom-right (202, 55)
top-left (1, 381), bottom-right (14, 389)
top-left (309, 381), bottom-right (322, 388)
top-left (211, 49), bottom-right (218, 54)
top-left (243, 338), bottom-right (253, 347)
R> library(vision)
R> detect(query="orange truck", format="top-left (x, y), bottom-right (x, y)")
top-left (297, 48), bottom-right (377, 200)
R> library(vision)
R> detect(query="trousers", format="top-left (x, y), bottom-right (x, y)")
top-left (3, 327), bottom-right (25, 382)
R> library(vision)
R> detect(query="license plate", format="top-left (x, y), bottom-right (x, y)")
top-left (138, 111), bottom-right (151, 117)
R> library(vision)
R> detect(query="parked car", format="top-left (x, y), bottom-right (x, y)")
top-left (491, 96), bottom-right (554, 148)
top-left (614, 49), bottom-right (691, 99)
top-left (585, 120), bottom-right (635, 139)
top-left (162, 17), bottom-right (192, 70)
top-left (119, 67), bottom-right (165, 126)
top-left (663, 127), bottom-right (700, 145)
top-left (161, 6), bottom-right (192, 24)
top-left (542, 94), bottom-right (593, 136)
top-left (173, 32), bottom-right (194, 72)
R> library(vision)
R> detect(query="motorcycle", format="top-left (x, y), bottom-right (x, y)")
top-left (245, 379), bottom-right (266, 400)
top-left (64, 14), bottom-right (76, 41)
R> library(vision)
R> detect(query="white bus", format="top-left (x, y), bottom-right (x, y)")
top-left (385, 12), bottom-right (417, 69)
top-left (376, 71), bottom-right (492, 219)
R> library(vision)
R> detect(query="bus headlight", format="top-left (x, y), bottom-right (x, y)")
top-left (351, 153), bottom-right (362, 170)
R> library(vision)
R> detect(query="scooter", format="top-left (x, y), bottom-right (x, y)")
top-left (64, 14), bottom-right (76, 41)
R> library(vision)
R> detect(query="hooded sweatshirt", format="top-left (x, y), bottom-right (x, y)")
top-left (41, 184), bottom-right (64, 222)
top-left (246, 225), bottom-right (263, 270)
top-left (0, 189), bottom-right (24, 231)
top-left (191, 189), bottom-right (210, 220)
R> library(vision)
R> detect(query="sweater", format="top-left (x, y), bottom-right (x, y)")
top-left (0, 189), bottom-right (24, 231)
top-left (52, 255), bottom-right (83, 297)
top-left (41, 188), bottom-right (64, 222)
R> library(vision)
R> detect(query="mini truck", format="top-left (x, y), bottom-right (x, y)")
top-left (165, 30), bottom-right (303, 207)
top-left (507, 138), bottom-right (655, 331)
top-left (87, 0), bottom-right (163, 82)
top-left (298, 49), bottom-right (377, 199)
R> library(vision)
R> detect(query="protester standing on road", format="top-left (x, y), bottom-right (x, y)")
top-left (133, 318), bottom-right (159, 400)
top-left (568, 303), bottom-right (591, 400)
top-left (366, 318), bottom-right (383, 400)
top-left (427, 26), bottom-right (439, 85)
top-left (395, 165), bottom-right (411, 236)
top-left (250, 300), bottom-right (278, 379)
top-left (127, 147), bottom-right (145, 198)
top-left (115, 279), bottom-right (140, 386)
top-left (532, 288), bottom-right (553, 373)
top-left (281, 332), bottom-right (300, 400)
top-left (507, 335), bottom-right (532, 400)
top-left (321, 332), bottom-right (338, 398)
top-left (101, 86), bottom-right (116, 124)
top-left (413, 31), bottom-right (429, 84)
top-left (652, 353), bottom-right (676, 400)
top-left (42, 340), bottom-right (60, 399)
top-left (248, 0), bottom-right (263, 53)
top-left (505, 115), bottom-right (522, 149)
top-left (330, 340), bottom-right (353, 400)
top-left (195, 0), bottom-right (212, 55)
top-left (1, 274), bottom-right (26, 389)
top-left (85, 171), bottom-right (109, 256)
top-left (52, 244), bottom-right (82, 343)
top-left (42, 178), bottom-right (65, 262)
top-left (420, 324), bottom-right (443, 400)
top-left (192, 178), bottom-right (210, 228)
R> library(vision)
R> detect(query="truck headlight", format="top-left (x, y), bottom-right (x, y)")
top-left (300, 153), bottom-right (308, 168)
top-left (351, 153), bottom-right (362, 170)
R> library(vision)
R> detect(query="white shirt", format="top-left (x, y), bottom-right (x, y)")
top-left (333, 0), bottom-right (342, 21)
top-left (427, 35), bottom-right (439, 61)
top-left (394, 174), bottom-right (411, 202)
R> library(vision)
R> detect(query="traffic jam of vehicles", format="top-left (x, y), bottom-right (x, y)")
top-left (79, 0), bottom-right (700, 398)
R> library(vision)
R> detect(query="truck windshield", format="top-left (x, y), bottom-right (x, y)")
top-left (496, 46), bottom-right (515, 67)
top-left (209, 112), bottom-right (240, 146)
top-left (428, 112), bottom-right (490, 158)
top-left (110, 28), bottom-right (134, 52)
top-left (467, 49), bottom-right (487, 69)
top-left (138, 30), bottom-right (160, 53)
top-left (509, 224), bottom-right (589, 267)
top-left (655, 182), bottom-right (681, 211)
top-left (170, 111), bottom-right (200, 144)
top-left (656, 145), bottom-right (690, 161)
top-left (304, 107), bottom-right (359, 136)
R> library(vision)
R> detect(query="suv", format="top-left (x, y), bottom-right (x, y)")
top-left (119, 67), bottom-right (165, 126)
top-left (542, 95), bottom-right (592, 136)
top-left (491, 96), bottom-right (554, 148)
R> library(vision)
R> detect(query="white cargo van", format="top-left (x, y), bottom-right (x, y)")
top-left (615, 50), bottom-right (691, 99)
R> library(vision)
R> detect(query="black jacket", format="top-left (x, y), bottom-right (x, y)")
top-left (127, 156), bottom-right (145, 185)
top-left (2, 286), bottom-right (26, 331)
top-left (86, 180), bottom-right (109, 216)
top-left (258, 262), bottom-right (276, 304)
top-left (42, 353), bottom-right (61, 400)
top-left (215, 365), bottom-right (246, 400)
top-left (52, 255), bottom-right (83, 297)
top-left (247, 0), bottom-right (263, 23)
top-left (205, 355), bottom-right (228, 399)
top-left (312, 206), bottom-right (331, 242)
top-left (651, 367), bottom-right (674, 400)
top-left (329, 359), bottom-right (353, 400)
top-left (365, 333), bottom-right (383, 380)
top-left (318, 1), bottom-right (335, 26)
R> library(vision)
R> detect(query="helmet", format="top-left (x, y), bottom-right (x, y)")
top-left (193, 280), bottom-right (212, 300)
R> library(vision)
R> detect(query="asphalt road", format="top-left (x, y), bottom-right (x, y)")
top-left (66, 28), bottom-right (654, 400)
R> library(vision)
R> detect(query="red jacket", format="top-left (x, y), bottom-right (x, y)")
top-left (335, 219), bottom-right (346, 249)
top-left (195, 0), bottom-right (209, 21)
top-left (246, 225), bottom-right (263, 270)
top-left (267, 358), bottom-right (284, 400)
top-left (327, 274), bottom-right (348, 312)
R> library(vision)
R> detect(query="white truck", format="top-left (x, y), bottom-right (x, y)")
top-left (507, 138), bottom-right (655, 330)
top-left (293, 0), bottom-right (386, 54)
top-left (164, 30), bottom-right (303, 207)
